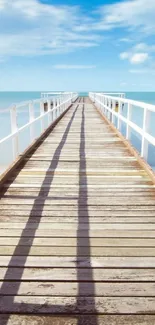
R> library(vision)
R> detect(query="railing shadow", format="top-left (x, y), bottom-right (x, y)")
top-left (0, 97), bottom-right (98, 324)
top-left (77, 100), bottom-right (98, 324)
top-left (0, 101), bottom-right (79, 324)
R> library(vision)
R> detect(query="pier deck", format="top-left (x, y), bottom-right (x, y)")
top-left (0, 97), bottom-right (155, 324)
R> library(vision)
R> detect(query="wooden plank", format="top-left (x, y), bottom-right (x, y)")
top-left (0, 281), bottom-right (155, 296)
top-left (3, 191), bottom-right (155, 197)
top-left (0, 267), bottom-right (154, 282)
top-left (1, 315), bottom-right (155, 325)
top-left (0, 256), bottom-right (154, 267)
top-left (1, 222), bottom-right (155, 230)
top-left (0, 296), bottom-right (155, 313)
top-left (7, 177), bottom-right (151, 185)
top-left (25, 155), bottom-right (137, 160)
top-left (1, 210), bottom-right (155, 217)
top-left (0, 216), bottom-right (155, 223)
top-left (0, 229), bottom-right (155, 238)
top-left (4, 183), bottom-right (155, 188)
top-left (5, 186), bottom-right (154, 192)
top-left (1, 246), bottom-right (155, 256)
top-left (15, 169), bottom-right (147, 175)
top-left (1, 204), bottom-right (155, 211)
top-left (1, 198), bottom-right (155, 205)
top-left (0, 237), bottom-right (154, 246)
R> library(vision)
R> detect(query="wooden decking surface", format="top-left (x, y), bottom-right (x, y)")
top-left (0, 97), bottom-right (155, 324)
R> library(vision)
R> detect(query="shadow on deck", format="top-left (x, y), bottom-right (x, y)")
top-left (0, 97), bottom-right (98, 325)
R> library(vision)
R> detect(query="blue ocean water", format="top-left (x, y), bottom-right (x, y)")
top-left (0, 91), bottom-right (155, 171)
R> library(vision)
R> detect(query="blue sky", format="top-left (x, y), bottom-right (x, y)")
top-left (0, 0), bottom-right (155, 91)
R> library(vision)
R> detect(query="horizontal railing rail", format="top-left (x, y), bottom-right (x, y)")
top-left (102, 92), bottom-right (125, 98)
top-left (0, 92), bottom-right (78, 175)
top-left (41, 92), bottom-right (64, 98)
top-left (89, 92), bottom-right (155, 163)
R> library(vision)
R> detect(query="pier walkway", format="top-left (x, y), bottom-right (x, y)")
top-left (0, 97), bottom-right (155, 324)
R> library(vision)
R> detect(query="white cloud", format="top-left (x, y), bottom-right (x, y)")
top-left (53, 65), bottom-right (96, 69)
top-left (0, 0), bottom-right (5, 10)
top-left (120, 52), bottom-right (130, 60)
top-left (130, 53), bottom-right (149, 64)
top-left (120, 82), bottom-right (127, 86)
top-left (0, 0), bottom-right (100, 58)
top-left (0, 0), bottom-right (77, 20)
top-left (120, 43), bottom-right (150, 64)
top-left (120, 51), bottom-right (149, 64)
top-left (74, 0), bottom-right (155, 36)
top-left (1, 0), bottom-right (155, 60)
top-left (119, 38), bottom-right (133, 43)
top-left (98, 0), bottom-right (155, 34)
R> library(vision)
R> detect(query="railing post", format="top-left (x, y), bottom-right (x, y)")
top-left (112, 100), bottom-right (115, 124)
top-left (101, 96), bottom-right (104, 113)
top-left (141, 108), bottom-right (150, 161)
top-left (40, 101), bottom-right (45, 132)
top-left (104, 97), bottom-right (106, 115)
top-left (107, 99), bottom-right (110, 118)
top-left (108, 99), bottom-right (111, 120)
top-left (52, 98), bottom-right (55, 121)
top-left (99, 96), bottom-right (101, 111)
top-left (29, 101), bottom-right (35, 142)
top-left (59, 96), bottom-right (62, 114)
top-left (47, 99), bottom-right (52, 125)
top-left (126, 103), bottom-right (132, 140)
top-left (117, 100), bottom-right (121, 130)
top-left (10, 105), bottom-right (18, 160)
top-left (57, 98), bottom-right (59, 117)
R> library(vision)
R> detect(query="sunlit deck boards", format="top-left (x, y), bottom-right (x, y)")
top-left (0, 96), bottom-right (155, 324)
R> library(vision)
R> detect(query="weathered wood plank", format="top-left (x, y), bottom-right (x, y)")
top-left (1, 315), bottom-right (155, 325)
top-left (1, 216), bottom-right (155, 223)
top-left (0, 256), bottom-right (154, 267)
top-left (0, 267), bottom-right (154, 281)
top-left (4, 183), bottom-right (155, 188)
top-left (0, 222), bottom-right (155, 230)
top-left (0, 229), bottom-right (155, 237)
top-left (0, 281), bottom-right (155, 296)
top-left (2, 209), bottom-right (155, 217)
top-left (0, 237), bottom-right (154, 246)
top-left (2, 197), bottom-right (155, 205)
top-left (14, 169), bottom-right (147, 176)
top-left (0, 296), bottom-right (155, 313)
top-left (1, 204), bottom-right (155, 211)
top-left (0, 246), bottom-right (155, 256)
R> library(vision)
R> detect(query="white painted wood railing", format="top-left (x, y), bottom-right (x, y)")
top-left (89, 92), bottom-right (155, 163)
top-left (0, 92), bottom-right (78, 174)
top-left (102, 93), bottom-right (125, 98)
top-left (41, 92), bottom-right (63, 98)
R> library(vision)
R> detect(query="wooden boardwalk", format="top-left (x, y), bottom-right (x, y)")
top-left (0, 96), bottom-right (155, 324)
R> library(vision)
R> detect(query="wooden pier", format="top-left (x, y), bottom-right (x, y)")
top-left (0, 96), bottom-right (155, 324)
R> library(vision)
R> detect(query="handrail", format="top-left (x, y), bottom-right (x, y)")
top-left (89, 92), bottom-right (155, 163)
top-left (41, 92), bottom-right (63, 98)
top-left (0, 92), bottom-right (78, 174)
top-left (41, 91), bottom-right (73, 98)
top-left (102, 93), bottom-right (125, 98)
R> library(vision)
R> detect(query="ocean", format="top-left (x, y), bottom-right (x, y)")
top-left (0, 91), bottom-right (155, 172)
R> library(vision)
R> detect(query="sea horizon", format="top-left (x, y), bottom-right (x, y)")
top-left (1, 91), bottom-right (155, 110)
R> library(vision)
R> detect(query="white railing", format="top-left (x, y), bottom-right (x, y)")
top-left (102, 93), bottom-right (125, 98)
top-left (0, 92), bottom-right (78, 175)
top-left (41, 92), bottom-right (63, 98)
top-left (89, 92), bottom-right (155, 162)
